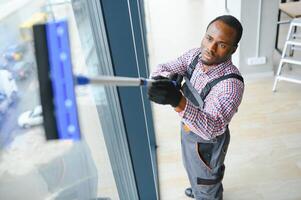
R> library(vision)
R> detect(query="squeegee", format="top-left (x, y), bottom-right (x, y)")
top-left (33, 20), bottom-right (155, 140)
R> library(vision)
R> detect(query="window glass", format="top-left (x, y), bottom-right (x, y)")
top-left (0, 1), bottom-right (119, 199)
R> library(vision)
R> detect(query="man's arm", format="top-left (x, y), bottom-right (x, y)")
top-left (150, 48), bottom-right (199, 78)
top-left (174, 96), bottom-right (187, 112)
top-left (148, 49), bottom-right (198, 106)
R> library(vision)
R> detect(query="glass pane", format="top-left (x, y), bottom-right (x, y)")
top-left (0, 1), bottom-right (119, 199)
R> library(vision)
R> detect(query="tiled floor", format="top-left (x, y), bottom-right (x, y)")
top-left (145, 0), bottom-right (301, 199)
top-left (152, 77), bottom-right (301, 200)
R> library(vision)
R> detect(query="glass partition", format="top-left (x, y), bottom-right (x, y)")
top-left (0, 1), bottom-right (127, 199)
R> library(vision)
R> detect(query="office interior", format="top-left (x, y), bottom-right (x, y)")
top-left (0, 0), bottom-right (301, 199)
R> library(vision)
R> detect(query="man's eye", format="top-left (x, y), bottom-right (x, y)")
top-left (206, 36), bottom-right (212, 41)
top-left (219, 43), bottom-right (226, 48)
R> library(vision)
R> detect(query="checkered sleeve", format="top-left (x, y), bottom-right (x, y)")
top-left (179, 78), bottom-right (244, 140)
top-left (150, 48), bottom-right (199, 78)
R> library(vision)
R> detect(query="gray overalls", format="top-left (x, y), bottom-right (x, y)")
top-left (181, 53), bottom-right (243, 200)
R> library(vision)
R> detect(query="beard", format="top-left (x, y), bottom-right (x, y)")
top-left (200, 53), bottom-right (217, 65)
top-left (200, 52), bottom-right (231, 66)
top-left (200, 58), bottom-right (214, 65)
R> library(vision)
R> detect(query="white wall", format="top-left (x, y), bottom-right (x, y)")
top-left (145, 0), bottom-right (280, 75)
top-left (202, 0), bottom-right (279, 75)
top-left (145, 0), bottom-right (206, 69)
top-left (240, 0), bottom-right (279, 74)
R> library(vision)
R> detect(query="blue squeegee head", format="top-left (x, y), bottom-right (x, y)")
top-left (46, 20), bottom-right (81, 140)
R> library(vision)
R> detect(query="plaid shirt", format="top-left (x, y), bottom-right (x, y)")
top-left (151, 48), bottom-right (244, 140)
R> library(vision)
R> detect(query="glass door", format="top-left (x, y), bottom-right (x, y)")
top-left (0, 0), bottom-right (139, 199)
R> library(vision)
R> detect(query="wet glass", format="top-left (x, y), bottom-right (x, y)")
top-left (0, 0), bottom-right (119, 199)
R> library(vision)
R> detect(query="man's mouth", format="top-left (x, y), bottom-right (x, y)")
top-left (203, 51), bottom-right (214, 60)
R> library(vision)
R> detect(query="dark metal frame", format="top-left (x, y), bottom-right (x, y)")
top-left (99, 0), bottom-right (159, 199)
top-left (275, 0), bottom-right (299, 54)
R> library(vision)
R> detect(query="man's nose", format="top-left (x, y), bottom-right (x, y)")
top-left (207, 42), bottom-right (217, 53)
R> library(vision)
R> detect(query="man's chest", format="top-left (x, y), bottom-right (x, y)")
top-left (189, 66), bottom-right (221, 94)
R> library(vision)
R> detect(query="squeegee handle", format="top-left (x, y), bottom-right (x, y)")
top-left (76, 75), bottom-right (161, 87)
top-left (75, 76), bottom-right (154, 86)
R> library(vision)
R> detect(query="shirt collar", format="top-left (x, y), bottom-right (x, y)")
top-left (199, 56), bottom-right (232, 77)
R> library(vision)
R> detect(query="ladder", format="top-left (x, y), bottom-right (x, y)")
top-left (273, 18), bottom-right (301, 92)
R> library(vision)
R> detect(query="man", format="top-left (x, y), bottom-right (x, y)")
top-left (148, 15), bottom-right (244, 199)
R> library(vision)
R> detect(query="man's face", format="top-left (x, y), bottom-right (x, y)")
top-left (200, 20), bottom-right (238, 66)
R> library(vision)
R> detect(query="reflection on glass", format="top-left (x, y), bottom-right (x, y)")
top-left (0, 1), bottom-right (119, 199)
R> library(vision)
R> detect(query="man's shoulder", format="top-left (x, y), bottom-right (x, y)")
top-left (214, 64), bottom-right (244, 92)
top-left (219, 73), bottom-right (244, 96)
top-left (177, 48), bottom-right (201, 68)
top-left (225, 62), bottom-right (243, 78)
top-left (183, 47), bottom-right (201, 57)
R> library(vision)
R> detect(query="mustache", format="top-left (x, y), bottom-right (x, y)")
top-left (204, 49), bottom-right (215, 57)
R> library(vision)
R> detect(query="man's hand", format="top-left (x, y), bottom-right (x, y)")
top-left (147, 79), bottom-right (182, 107)
top-left (152, 75), bottom-right (169, 80)
top-left (169, 73), bottom-right (183, 90)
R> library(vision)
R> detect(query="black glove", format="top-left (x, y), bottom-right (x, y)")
top-left (152, 74), bottom-right (183, 85)
top-left (147, 79), bottom-right (182, 107)
top-left (152, 75), bottom-right (169, 80)
top-left (169, 73), bottom-right (183, 90)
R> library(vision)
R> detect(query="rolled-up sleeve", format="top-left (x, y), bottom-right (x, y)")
top-left (151, 48), bottom-right (199, 78)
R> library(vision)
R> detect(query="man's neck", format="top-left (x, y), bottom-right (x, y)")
top-left (202, 64), bottom-right (217, 73)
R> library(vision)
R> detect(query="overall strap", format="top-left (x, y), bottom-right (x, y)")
top-left (182, 52), bottom-right (202, 108)
top-left (183, 76), bottom-right (205, 108)
top-left (183, 72), bottom-right (244, 109)
top-left (186, 53), bottom-right (201, 79)
top-left (200, 73), bottom-right (244, 100)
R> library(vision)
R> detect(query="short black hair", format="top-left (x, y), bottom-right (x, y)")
top-left (207, 15), bottom-right (243, 46)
